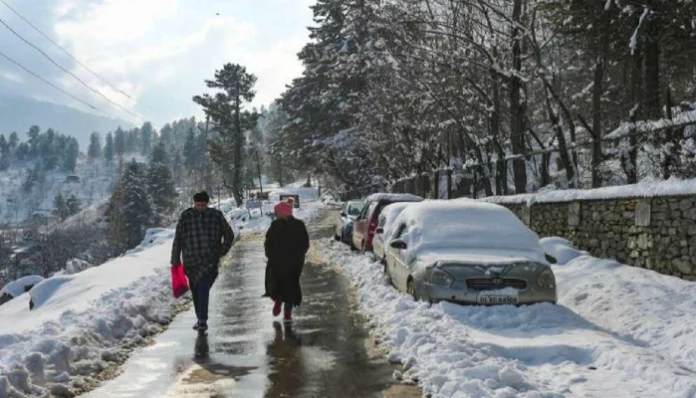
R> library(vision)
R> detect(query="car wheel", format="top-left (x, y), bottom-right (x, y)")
top-left (360, 241), bottom-right (366, 253)
top-left (350, 241), bottom-right (357, 251)
top-left (407, 279), bottom-right (418, 301)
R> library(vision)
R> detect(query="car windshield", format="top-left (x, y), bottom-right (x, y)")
top-left (348, 203), bottom-right (364, 216)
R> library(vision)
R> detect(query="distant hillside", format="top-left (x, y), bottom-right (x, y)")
top-left (0, 94), bottom-right (133, 150)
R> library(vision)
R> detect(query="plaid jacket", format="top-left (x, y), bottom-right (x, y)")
top-left (171, 207), bottom-right (234, 284)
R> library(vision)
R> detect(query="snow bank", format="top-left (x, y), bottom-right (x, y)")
top-left (317, 240), bottom-right (696, 397)
top-left (539, 237), bottom-right (588, 265)
top-left (0, 228), bottom-right (178, 396)
top-left (1, 276), bottom-right (44, 299)
top-left (555, 255), bottom-right (696, 376)
top-left (481, 177), bottom-right (696, 205)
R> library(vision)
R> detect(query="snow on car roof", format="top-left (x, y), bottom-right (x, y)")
top-left (365, 193), bottom-right (423, 203)
top-left (379, 202), bottom-right (413, 238)
top-left (395, 200), bottom-right (544, 262)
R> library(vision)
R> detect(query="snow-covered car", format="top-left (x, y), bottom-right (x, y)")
top-left (352, 193), bottom-right (423, 252)
top-left (1, 275), bottom-right (44, 305)
top-left (372, 202), bottom-right (413, 264)
top-left (385, 200), bottom-right (557, 306)
top-left (334, 201), bottom-right (365, 243)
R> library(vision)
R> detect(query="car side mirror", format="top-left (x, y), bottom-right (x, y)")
top-left (375, 227), bottom-right (384, 234)
top-left (340, 212), bottom-right (347, 217)
top-left (390, 240), bottom-right (407, 250)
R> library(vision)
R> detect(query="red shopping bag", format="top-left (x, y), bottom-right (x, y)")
top-left (171, 262), bottom-right (189, 298)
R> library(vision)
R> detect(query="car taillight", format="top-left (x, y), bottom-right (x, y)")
top-left (369, 222), bottom-right (377, 232)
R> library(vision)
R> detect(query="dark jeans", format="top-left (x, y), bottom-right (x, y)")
top-left (192, 271), bottom-right (217, 322)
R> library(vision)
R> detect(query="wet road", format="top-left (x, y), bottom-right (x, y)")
top-left (86, 211), bottom-right (414, 398)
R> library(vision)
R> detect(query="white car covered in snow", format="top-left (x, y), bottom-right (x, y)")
top-left (385, 200), bottom-right (557, 305)
top-left (372, 202), bottom-right (413, 264)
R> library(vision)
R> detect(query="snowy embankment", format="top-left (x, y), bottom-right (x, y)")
top-left (0, 229), bottom-right (178, 397)
top-left (317, 240), bottom-right (696, 397)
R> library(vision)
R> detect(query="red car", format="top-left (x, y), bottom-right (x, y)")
top-left (351, 193), bottom-right (423, 252)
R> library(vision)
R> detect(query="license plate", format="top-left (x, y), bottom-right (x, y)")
top-left (477, 295), bottom-right (518, 305)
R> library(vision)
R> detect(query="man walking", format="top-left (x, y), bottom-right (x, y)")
top-left (171, 191), bottom-right (235, 332)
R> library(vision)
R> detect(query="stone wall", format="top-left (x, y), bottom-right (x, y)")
top-left (496, 195), bottom-right (696, 280)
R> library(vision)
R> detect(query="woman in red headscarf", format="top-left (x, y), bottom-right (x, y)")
top-left (263, 201), bottom-right (310, 323)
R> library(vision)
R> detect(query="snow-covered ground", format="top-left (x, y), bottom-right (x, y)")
top-left (0, 185), bottom-right (322, 396)
top-left (0, 229), bottom-right (177, 397)
top-left (0, 158), bottom-right (120, 225)
top-left (317, 239), bottom-right (696, 397)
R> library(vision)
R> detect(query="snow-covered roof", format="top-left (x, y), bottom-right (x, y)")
top-left (480, 177), bottom-right (696, 206)
top-left (365, 193), bottom-right (423, 203)
top-left (394, 200), bottom-right (544, 263)
top-left (1, 275), bottom-right (44, 298)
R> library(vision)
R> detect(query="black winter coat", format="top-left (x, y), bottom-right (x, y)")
top-left (171, 208), bottom-right (234, 285)
top-left (264, 216), bottom-right (310, 306)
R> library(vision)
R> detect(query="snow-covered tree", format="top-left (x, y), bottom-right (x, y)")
top-left (106, 159), bottom-right (156, 250)
top-left (194, 63), bottom-right (258, 205)
top-left (104, 132), bottom-right (115, 164)
top-left (88, 132), bottom-right (102, 162)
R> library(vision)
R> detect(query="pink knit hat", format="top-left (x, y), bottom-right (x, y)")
top-left (274, 201), bottom-right (293, 217)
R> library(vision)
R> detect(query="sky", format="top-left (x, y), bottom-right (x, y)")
top-left (0, 0), bottom-right (315, 128)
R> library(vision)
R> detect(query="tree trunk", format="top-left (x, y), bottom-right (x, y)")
top-left (509, 0), bottom-right (528, 194)
top-left (591, 1), bottom-right (612, 188)
top-left (643, 17), bottom-right (661, 120)
top-left (627, 47), bottom-right (643, 184)
top-left (490, 71), bottom-right (506, 196)
top-left (233, 85), bottom-right (244, 206)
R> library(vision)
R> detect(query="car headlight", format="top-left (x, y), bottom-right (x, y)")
top-left (425, 266), bottom-right (455, 286)
top-left (537, 268), bottom-right (556, 288)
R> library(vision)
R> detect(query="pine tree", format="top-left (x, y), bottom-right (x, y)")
top-left (104, 132), bottom-right (115, 163)
top-left (114, 127), bottom-right (126, 159)
top-left (148, 141), bottom-right (177, 223)
top-left (0, 135), bottom-right (9, 172)
top-left (22, 164), bottom-right (42, 193)
top-left (140, 122), bottom-right (153, 156)
top-left (106, 159), bottom-right (156, 249)
top-left (63, 138), bottom-right (79, 172)
top-left (126, 129), bottom-right (139, 154)
top-left (8, 132), bottom-right (18, 150)
top-left (183, 128), bottom-right (198, 168)
top-left (88, 132), bottom-right (102, 161)
top-left (53, 193), bottom-right (69, 220)
top-left (66, 195), bottom-right (81, 216)
top-left (193, 63), bottom-right (258, 206)
top-left (150, 140), bottom-right (169, 165)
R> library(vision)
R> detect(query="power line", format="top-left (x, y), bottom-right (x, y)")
top-left (0, 49), bottom-right (111, 117)
top-left (0, 0), bottom-right (132, 99)
top-left (0, 17), bottom-right (145, 121)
